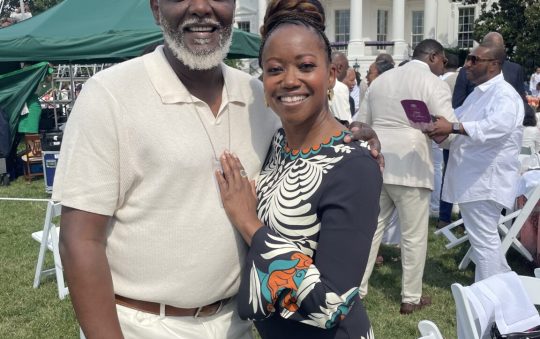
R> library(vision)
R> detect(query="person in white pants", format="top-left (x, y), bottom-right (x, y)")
top-left (429, 34), bottom-right (524, 281)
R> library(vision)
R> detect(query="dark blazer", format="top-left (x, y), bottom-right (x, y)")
top-left (452, 60), bottom-right (525, 109)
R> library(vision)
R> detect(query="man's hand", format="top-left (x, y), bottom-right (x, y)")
top-left (427, 116), bottom-right (453, 138)
top-left (345, 121), bottom-right (385, 172)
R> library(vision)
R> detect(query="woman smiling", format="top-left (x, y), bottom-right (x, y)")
top-left (214, 0), bottom-right (382, 338)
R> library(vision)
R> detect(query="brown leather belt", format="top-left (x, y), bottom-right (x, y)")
top-left (114, 294), bottom-right (229, 317)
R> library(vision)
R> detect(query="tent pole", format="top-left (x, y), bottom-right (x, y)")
top-left (69, 62), bottom-right (75, 118)
top-left (51, 68), bottom-right (58, 129)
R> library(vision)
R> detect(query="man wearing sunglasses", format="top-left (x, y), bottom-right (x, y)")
top-left (428, 41), bottom-right (524, 282)
top-left (452, 32), bottom-right (526, 109)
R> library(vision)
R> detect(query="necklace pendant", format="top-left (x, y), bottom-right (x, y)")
top-left (212, 157), bottom-right (224, 208)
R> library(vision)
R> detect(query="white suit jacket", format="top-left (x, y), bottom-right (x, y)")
top-left (359, 60), bottom-right (456, 190)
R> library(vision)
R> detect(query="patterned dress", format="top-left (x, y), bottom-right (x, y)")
top-left (238, 129), bottom-right (382, 339)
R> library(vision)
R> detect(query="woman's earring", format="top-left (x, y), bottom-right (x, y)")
top-left (264, 98), bottom-right (269, 107)
top-left (327, 88), bottom-right (334, 101)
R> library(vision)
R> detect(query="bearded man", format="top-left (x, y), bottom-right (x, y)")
top-left (53, 1), bottom-right (381, 338)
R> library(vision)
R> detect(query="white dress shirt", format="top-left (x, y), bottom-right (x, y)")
top-left (443, 73), bottom-right (524, 209)
top-left (329, 80), bottom-right (352, 123)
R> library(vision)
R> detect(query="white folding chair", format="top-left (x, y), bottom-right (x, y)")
top-left (417, 320), bottom-right (444, 339)
top-left (435, 184), bottom-right (540, 270)
top-left (451, 274), bottom-right (540, 339)
top-left (32, 200), bottom-right (68, 299)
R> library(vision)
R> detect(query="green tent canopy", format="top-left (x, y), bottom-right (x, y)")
top-left (0, 0), bottom-right (261, 63)
top-left (0, 62), bottom-right (49, 146)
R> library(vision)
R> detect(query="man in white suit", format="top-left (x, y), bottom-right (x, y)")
top-left (358, 39), bottom-right (457, 314)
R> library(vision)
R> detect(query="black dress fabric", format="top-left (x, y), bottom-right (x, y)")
top-left (238, 128), bottom-right (382, 339)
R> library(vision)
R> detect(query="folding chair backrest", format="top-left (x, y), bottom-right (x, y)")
top-left (452, 275), bottom-right (540, 339)
top-left (451, 283), bottom-right (480, 339)
top-left (24, 134), bottom-right (42, 158)
top-left (500, 184), bottom-right (540, 259)
top-left (519, 275), bottom-right (540, 305)
top-left (417, 320), bottom-right (444, 339)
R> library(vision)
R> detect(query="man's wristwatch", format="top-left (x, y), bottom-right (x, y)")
top-left (451, 122), bottom-right (461, 134)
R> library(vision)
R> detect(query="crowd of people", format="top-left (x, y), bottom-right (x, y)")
top-left (48, 0), bottom-right (537, 338)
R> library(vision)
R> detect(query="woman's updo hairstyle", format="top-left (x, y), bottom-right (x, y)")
top-left (258, 0), bottom-right (332, 67)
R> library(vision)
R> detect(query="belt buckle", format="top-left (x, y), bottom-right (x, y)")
top-left (193, 299), bottom-right (225, 318)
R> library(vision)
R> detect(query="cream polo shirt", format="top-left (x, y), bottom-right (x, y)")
top-left (52, 46), bottom-right (280, 308)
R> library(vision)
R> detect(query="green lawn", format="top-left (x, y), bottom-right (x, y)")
top-left (0, 177), bottom-right (536, 338)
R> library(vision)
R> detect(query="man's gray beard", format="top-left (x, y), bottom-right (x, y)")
top-left (160, 17), bottom-right (232, 70)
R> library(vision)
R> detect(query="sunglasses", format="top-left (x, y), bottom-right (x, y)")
top-left (466, 55), bottom-right (497, 65)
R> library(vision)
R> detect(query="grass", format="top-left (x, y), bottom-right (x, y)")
top-left (0, 177), bottom-right (537, 338)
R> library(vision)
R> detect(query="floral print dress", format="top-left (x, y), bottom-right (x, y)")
top-left (237, 129), bottom-right (382, 339)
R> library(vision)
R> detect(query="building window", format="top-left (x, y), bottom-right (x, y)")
top-left (458, 7), bottom-right (475, 48)
top-left (335, 9), bottom-right (350, 45)
top-left (237, 21), bottom-right (250, 32)
top-left (411, 11), bottom-right (424, 48)
top-left (377, 10), bottom-right (388, 41)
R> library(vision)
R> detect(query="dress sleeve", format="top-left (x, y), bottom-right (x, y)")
top-left (237, 152), bottom-right (382, 329)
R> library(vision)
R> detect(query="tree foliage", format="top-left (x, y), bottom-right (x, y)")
top-left (30, 0), bottom-right (63, 14)
top-left (458, 0), bottom-right (539, 75)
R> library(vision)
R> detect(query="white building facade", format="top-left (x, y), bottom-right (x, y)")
top-left (235, 0), bottom-right (496, 72)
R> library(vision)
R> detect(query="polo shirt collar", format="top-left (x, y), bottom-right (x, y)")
top-left (143, 45), bottom-right (246, 105)
top-left (476, 72), bottom-right (504, 93)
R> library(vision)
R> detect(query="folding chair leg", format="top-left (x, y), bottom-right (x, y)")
top-left (458, 247), bottom-right (472, 270)
top-left (33, 201), bottom-right (54, 289)
top-left (50, 223), bottom-right (68, 299)
top-left (33, 233), bottom-right (49, 288)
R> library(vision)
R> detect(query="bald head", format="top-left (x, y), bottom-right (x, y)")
top-left (482, 32), bottom-right (504, 48)
top-left (331, 51), bottom-right (349, 81)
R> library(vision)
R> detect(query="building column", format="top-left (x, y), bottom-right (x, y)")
top-left (258, 0), bottom-right (267, 33)
top-left (424, 0), bottom-right (436, 39)
top-left (347, 0), bottom-right (365, 58)
top-left (392, 0), bottom-right (408, 59)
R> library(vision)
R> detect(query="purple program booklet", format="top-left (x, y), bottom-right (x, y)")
top-left (400, 99), bottom-right (447, 143)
